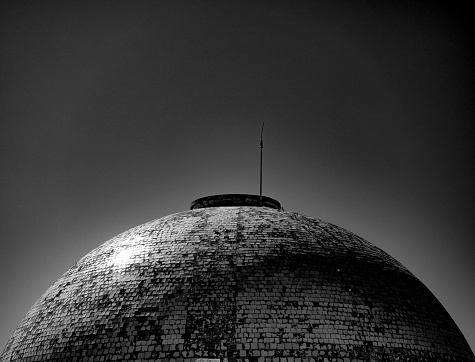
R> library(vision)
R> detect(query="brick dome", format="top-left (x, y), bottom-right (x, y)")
top-left (2, 195), bottom-right (473, 361)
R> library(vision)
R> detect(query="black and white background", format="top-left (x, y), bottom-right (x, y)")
top-left (1, 1), bottom-right (473, 353)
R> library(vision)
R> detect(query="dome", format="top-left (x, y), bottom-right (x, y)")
top-left (1, 195), bottom-right (473, 361)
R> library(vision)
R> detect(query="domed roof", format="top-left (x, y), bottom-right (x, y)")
top-left (2, 195), bottom-right (474, 361)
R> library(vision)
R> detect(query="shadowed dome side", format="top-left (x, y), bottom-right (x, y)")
top-left (1, 204), bottom-right (474, 361)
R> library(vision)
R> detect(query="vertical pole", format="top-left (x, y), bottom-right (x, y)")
top-left (260, 122), bottom-right (264, 206)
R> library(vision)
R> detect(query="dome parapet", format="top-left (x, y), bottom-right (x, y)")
top-left (190, 194), bottom-right (281, 210)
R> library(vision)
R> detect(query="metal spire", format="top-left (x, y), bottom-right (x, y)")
top-left (260, 122), bottom-right (264, 205)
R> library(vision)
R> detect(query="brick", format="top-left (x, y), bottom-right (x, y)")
top-left (1, 196), bottom-right (473, 361)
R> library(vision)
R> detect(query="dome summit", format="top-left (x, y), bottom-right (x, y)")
top-left (1, 194), bottom-right (473, 361)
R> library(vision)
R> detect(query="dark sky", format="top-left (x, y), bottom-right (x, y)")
top-left (1, 0), bottom-right (473, 353)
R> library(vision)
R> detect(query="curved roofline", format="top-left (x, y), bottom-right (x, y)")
top-left (190, 194), bottom-right (281, 210)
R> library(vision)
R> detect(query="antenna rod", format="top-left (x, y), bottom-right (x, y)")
top-left (260, 122), bottom-right (264, 205)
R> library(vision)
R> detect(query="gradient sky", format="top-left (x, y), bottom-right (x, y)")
top-left (1, 0), bottom-right (473, 353)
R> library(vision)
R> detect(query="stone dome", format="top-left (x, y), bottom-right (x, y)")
top-left (1, 195), bottom-right (473, 361)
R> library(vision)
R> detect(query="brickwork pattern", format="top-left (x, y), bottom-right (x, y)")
top-left (2, 206), bottom-right (474, 361)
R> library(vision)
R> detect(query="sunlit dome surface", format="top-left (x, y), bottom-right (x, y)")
top-left (1, 195), bottom-right (473, 361)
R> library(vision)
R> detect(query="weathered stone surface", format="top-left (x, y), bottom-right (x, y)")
top-left (2, 200), bottom-right (473, 361)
